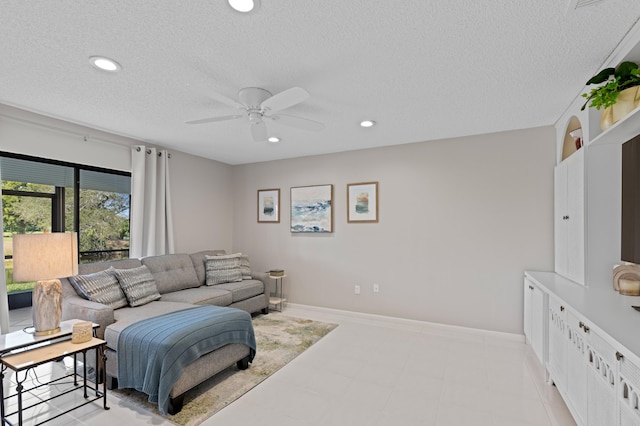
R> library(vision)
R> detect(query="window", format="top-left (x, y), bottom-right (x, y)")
top-left (2, 153), bottom-right (131, 296)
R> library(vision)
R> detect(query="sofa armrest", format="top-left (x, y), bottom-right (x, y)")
top-left (252, 271), bottom-right (269, 293)
top-left (62, 296), bottom-right (114, 339)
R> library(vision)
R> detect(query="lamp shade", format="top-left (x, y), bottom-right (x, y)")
top-left (12, 232), bottom-right (78, 281)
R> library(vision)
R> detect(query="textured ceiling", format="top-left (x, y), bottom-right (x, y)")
top-left (1, 1), bottom-right (640, 165)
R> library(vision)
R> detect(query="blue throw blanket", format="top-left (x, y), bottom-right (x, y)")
top-left (116, 305), bottom-right (256, 414)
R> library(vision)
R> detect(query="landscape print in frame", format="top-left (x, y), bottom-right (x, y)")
top-left (347, 182), bottom-right (378, 223)
top-left (290, 184), bottom-right (333, 233)
top-left (258, 189), bottom-right (280, 223)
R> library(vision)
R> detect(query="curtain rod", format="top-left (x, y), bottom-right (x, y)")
top-left (0, 111), bottom-right (139, 149)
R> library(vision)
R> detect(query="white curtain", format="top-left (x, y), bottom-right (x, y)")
top-left (0, 162), bottom-right (9, 333)
top-left (129, 146), bottom-right (175, 258)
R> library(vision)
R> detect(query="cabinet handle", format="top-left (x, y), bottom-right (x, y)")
top-left (583, 325), bottom-right (590, 333)
top-left (560, 306), bottom-right (564, 312)
top-left (616, 351), bottom-right (624, 361)
top-left (529, 285), bottom-right (534, 290)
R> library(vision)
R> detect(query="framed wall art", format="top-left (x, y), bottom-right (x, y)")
top-left (347, 182), bottom-right (378, 223)
top-left (257, 189), bottom-right (280, 223)
top-left (290, 184), bottom-right (333, 233)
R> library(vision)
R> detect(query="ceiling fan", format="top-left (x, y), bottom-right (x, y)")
top-left (185, 87), bottom-right (324, 142)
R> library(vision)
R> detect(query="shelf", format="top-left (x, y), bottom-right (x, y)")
top-left (588, 104), bottom-right (640, 147)
top-left (269, 297), bottom-right (287, 305)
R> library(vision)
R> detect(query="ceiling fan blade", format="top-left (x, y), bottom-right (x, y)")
top-left (261, 87), bottom-right (309, 113)
top-left (185, 115), bottom-right (242, 125)
top-left (209, 91), bottom-right (245, 109)
top-left (251, 120), bottom-right (268, 142)
top-left (270, 114), bottom-right (324, 131)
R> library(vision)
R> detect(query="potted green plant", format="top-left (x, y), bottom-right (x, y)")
top-left (581, 61), bottom-right (640, 130)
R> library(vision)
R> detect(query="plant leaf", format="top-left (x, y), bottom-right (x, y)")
top-left (616, 61), bottom-right (639, 78)
top-left (586, 68), bottom-right (615, 85)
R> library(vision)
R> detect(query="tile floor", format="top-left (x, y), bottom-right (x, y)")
top-left (2, 306), bottom-right (576, 426)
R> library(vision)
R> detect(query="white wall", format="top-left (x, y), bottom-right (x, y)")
top-left (169, 151), bottom-right (234, 253)
top-left (1, 105), bottom-right (557, 334)
top-left (0, 105), bottom-right (232, 255)
top-left (232, 127), bottom-right (556, 334)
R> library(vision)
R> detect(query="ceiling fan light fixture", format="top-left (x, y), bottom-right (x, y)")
top-left (360, 120), bottom-right (376, 128)
top-left (268, 137), bottom-right (280, 143)
top-left (228, 0), bottom-right (259, 13)
top-left (89, 56), bottom-right (121, 72)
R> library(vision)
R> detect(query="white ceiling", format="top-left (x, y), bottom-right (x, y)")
top-left (1, 1), bottom-right (640, 165)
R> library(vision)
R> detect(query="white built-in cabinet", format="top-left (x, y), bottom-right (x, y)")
top-left (526, 271), bottom-right (636, 426)
top-left (554, 147), bottom-right (585, 285)
top-left (523, 277), bottom-right (545, 364)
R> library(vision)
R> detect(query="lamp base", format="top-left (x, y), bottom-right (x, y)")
top-left (35, 327), bottom-right (61, 336)
top-left (32, 279), bottom-right (62, 336)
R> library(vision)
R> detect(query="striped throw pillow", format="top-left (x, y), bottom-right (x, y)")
top-left (68, 267), bottom-right (128, 309)
top-left (205, 254), bottom-right (243, 285)
top-left (114, 265), bottom-right (161, 307)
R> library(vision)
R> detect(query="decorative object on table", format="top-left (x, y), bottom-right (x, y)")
top-left (257, 188), bottom-right (280, 223)
top-left (71, 321), bottom-right (93, 344)
top-left (613, 263), bottom-right (640, 295)
top-left (569, 128), bottom-right (583, 151)
top-left (290, 184), bottom-right (333, 233)
top-left (347, 181), bottom-right (379, 223)
top-left (581, 61), bottom-right (640, 130)
top-left (112, 314), bottom-right (337, 426)
top-left (269, 269), bottom-right (284, 277)
top-left (12, 232), bottom-right (78, 335)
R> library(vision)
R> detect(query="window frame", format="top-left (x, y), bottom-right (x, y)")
top-left (1, 151), bottom-right (132, 263)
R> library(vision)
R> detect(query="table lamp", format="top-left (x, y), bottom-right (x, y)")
top-left (12, 232), bottom-right (78, 336)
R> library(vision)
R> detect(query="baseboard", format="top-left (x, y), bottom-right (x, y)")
top-left (286, 303), bottom-right (524, 342)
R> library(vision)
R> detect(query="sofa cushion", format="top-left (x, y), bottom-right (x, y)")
top-left (141, 253), bottom-right (199, 294)
top-left (104, 301), bottom-right (195, 350)
top-left (68, 267), bottom-right (128, 309)
top-left (160, 286), bottom-right (233, 307)
top-left (240, 254), bottom-right (252, 280)
top-left (114, 265), bottom-right (162, 307)
top-left (190, 250), bottom-right (227, 285)
top-left (214, 279), bottom-right (264, 303)
top-left (205, 254), bottom-right (243, 285)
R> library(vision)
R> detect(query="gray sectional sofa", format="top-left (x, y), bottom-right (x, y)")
top-left (60, 249), bottom-right (269, 414)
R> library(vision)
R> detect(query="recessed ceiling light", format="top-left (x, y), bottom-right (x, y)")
top-left (360, 120), bottom-right (376, 128)
top-left (268, 137), bottom-right (280, 143)
top-left (89, 56), bottom-right (121, 72)
top-left (228, 0), bottom-right (259, 12)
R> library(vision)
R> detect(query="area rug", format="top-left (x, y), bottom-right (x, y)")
top-left (112, 313), bottom-right (338, 426)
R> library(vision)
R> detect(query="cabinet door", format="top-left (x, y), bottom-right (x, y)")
top-left (524, 277), bottom-right (545, 365)
top-left (619, 353), bottom-right (640, 426)
top-left (554, 164), bottom-right (568, 277)
top-left (547, 296), bottom-right (567, 393)
top-left (586, 330), bottom-right (616, 426)
top-left (566, 312), bottom-right (588, 425)
top-left (554, 150), bottom-right (585, 285)
top-left (524, 278), bottom-right (531, 339)
top-left (566, 150), bottom-right (585, 284)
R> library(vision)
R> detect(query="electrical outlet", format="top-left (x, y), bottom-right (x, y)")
top-left (373, 283), bottom-right (379, 293)
top-left (354, 285), bottom-right (361, 295)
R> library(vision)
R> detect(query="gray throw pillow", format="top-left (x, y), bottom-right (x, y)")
top-left (205, 254), bottom-right (243, 285)
top-left (240, 254), bottom-right (252, 280)
top-left (68, 267), bottom-right (128, 309)
top-left (114, 265), bottom-right (161, 307)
